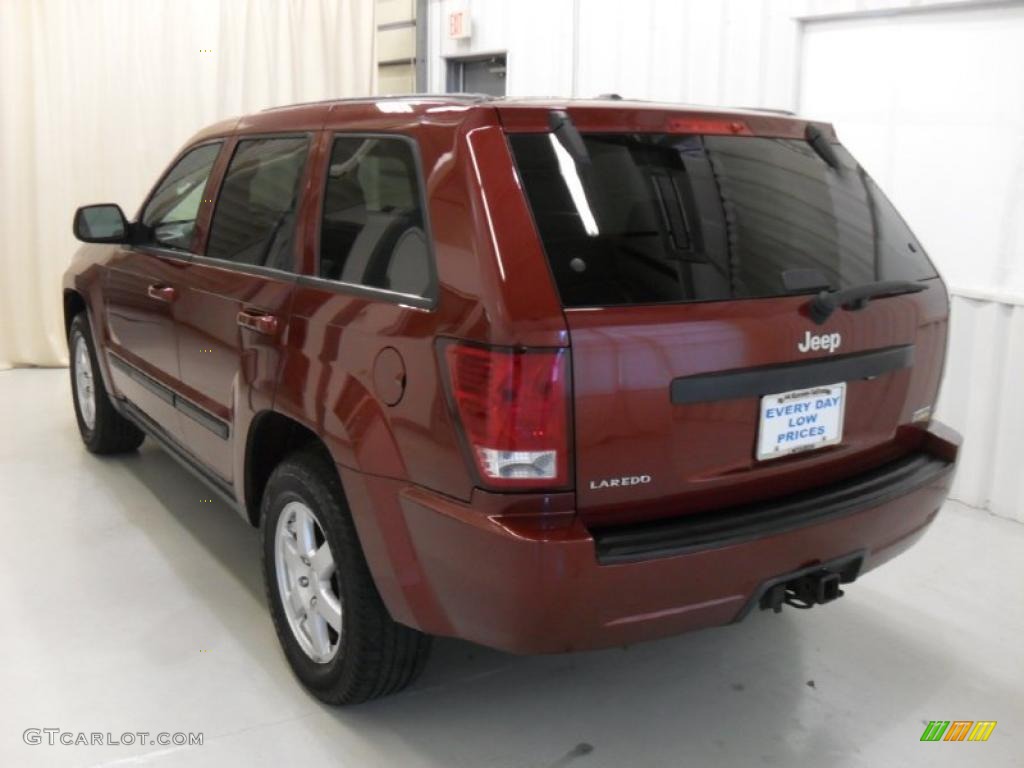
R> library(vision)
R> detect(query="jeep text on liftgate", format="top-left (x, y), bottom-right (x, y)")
top-left (64, 96), bottom-right (960, 704)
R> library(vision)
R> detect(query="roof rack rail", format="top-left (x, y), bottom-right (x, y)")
top-left (260, 93), bottom-right (494, 112)
top-left (733, 105), bottom-right (796, 116)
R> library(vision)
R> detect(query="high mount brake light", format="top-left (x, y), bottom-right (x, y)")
top-left (443, 343), bottom-right (571, 489)
top-left (665, 117), bottom-right (752, 135)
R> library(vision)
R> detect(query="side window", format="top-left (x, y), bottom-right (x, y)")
top-left (205, 137), bottom-right (310, 270)
top-left (141, 143), bottom-right (222, 251)
top-left (319, 136), bottom-right (433, 298)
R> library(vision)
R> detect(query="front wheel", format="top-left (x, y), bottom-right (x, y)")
top-left (68, 313), bottom-right (144, 454)
top-left (261, 447), bottom-right (431, 704)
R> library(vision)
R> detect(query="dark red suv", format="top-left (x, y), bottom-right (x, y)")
top-left (64, 96), bottom-right (960, 704)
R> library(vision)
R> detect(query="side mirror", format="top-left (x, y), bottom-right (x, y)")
top-left (73, 204), bottom-right (129, 244)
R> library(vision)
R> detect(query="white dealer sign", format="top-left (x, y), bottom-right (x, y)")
top-left (757, 383), bottom-right (846, 461)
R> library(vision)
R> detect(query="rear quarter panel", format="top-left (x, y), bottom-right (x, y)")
top-left (272, 105), bottom-right (569, 503)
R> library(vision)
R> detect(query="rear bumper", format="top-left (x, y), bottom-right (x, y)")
top-left (592, 446), bottom-right (952, 565)
top-left (344, 422), bottom-right (960, 654)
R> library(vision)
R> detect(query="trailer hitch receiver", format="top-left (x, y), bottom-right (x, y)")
top-left (761, 569), bottom-right (845, 613)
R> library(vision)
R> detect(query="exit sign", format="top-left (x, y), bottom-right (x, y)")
top-left (448, 8), bottom-right (471, 40)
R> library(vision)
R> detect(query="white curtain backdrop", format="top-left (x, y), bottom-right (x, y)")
top-left (0, 0), bottom-right (375, 368)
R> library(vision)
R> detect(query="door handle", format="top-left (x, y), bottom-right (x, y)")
top-left (237, 309), bottom-right (279, 336)
top-left (147, 284), bottom-right (177, 303)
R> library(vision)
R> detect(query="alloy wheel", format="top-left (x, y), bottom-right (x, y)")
top-left (274, 501), bottom-right (343, 663)
top-left (73, 334), bottom-right (96, 430)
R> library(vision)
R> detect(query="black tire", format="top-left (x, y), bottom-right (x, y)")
top-left (68, 313), bottom-right (145, 454)
top-left (261, 447), bottom-right (431, 705)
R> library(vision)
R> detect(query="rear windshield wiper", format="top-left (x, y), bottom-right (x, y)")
top-left (808, 280), bottom-right (927, 324)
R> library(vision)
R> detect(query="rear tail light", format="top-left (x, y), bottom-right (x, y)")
top-left (442, 342), bottom-right (571, 489)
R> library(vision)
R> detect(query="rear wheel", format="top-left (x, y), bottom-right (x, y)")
top-left (68, 313), bottom-right (144, 454)
top-left (261, 447), bottom-right (431, 704)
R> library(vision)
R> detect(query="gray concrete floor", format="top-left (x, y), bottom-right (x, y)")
top-left (1, 368), bottom-right (1021, 767)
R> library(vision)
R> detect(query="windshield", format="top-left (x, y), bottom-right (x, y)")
top-left (509, 132), bottom-right (937, 308)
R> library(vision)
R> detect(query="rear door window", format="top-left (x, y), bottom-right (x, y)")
top-left (318, 136), bottom-right (434, 299)
top-left (509, 132), bottom-right (937, 308)
top-left (205, 136), bottom-right (310, 270)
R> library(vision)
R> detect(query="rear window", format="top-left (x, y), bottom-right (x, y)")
top-left (509, 132), bottom-right (937, 308)
top-left (319, 136), bottom-right (434, 299)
